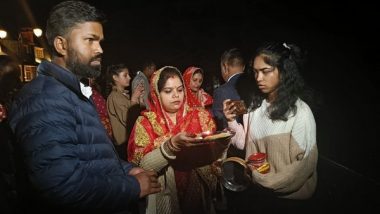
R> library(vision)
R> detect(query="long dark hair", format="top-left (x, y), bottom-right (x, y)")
top-left (251, 42), bottom-right (307, 121)
top-left (105, 63), bottom-right (129, 95)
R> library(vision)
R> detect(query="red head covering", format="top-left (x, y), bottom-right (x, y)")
top-left (128, 66), bottom-right (216, 163)
top-left (148, 66), bottom-right (187, 132)
top-left (183, 66), bottom-right (213, 108)
top-left (128, 67), bottom-right (220, 211)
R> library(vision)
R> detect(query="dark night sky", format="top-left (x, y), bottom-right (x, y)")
top-left (1, 0), bottom-right (380, 182)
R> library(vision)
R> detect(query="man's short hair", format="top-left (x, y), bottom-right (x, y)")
top-left (220, 48), bottom-right (245, 67)
top-left (45, 0), bottom-right (106, 56)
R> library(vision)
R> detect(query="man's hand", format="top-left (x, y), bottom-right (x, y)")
top-left (128, 167), bottom-right (145, 176)
top-left (133, 170), bottom-right (161, 198)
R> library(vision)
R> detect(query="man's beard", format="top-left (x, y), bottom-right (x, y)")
top-left (66, 48), bottom-right (102, 79)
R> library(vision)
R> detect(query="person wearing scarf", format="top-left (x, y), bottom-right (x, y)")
top-left (183, 66), bottom-right (213, 110)
top-left (128, 66), bottom-right (228, 214)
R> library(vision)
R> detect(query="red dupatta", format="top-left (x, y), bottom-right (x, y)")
top-left (127, 67), bottom-right (222, 213)
top-left (91, 88), bottom-right (113, 139)
top-left (127, 66), bottom-right (216, 164)
top-left (127, 67), bottom-right (217, 208)
top-left (183, 66), bottom-right (213, 108)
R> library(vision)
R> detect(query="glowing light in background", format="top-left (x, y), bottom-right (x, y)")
top-left (33, 28), bottom-right (42, 37)
top-left (0, 29), bottom-right (7, 39)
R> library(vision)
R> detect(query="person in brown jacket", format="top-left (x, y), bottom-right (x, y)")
top-left (106, 64), bottom-right (144, 158)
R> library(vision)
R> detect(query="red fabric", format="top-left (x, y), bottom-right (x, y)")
top-left (127, 67), bottom-right (216, 207)
top-left (0, 104), bottom-right (7, 122)
top-left (183, 66), bottom-right (213, 108)
top-left (128, 67), bottom-right (216, 159)
top-left (91, 88), bottom-right (113, 139)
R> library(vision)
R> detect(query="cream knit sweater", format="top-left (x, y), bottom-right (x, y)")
top-left (228, 99), bottom-right (318, 199)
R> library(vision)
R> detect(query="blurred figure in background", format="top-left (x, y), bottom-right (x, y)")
top-left (183, 66), bottom-right (213, 110)
top-left (211, 48), bottom-right (246, 212)
top-left (107, 63), bottom-right (144, 159)
top-left (89, 77), bottom-right (113, 139)
top-left (131, 60), bottom-right (156, 110)
top-left (0, 55), bottom-right (22, 214)
top-left (212, 48), bottom-right (245, 131)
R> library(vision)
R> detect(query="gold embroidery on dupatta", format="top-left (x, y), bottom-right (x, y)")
top-left (135, 118), bottom-right (150, 147)
top-left (145, 112), bottom-right (164, 136)
top-left (198, 108), bottom-right (215, 131)
top-left (132, 151), bottom-right (145, 165)
top-left (153, 135), bottom-right (171, 148)
top-left (208, 118), bottom-right (216, 130)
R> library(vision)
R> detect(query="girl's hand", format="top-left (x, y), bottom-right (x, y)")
top-left (131, 83), bottom-right (145, 103)
top-left (223, 99), bottom-right (237, 122)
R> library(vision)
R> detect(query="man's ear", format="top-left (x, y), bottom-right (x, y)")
top-left (223, 64), bottom-right (228, 73)
top-left (53, 36), bottom-right (67, 56)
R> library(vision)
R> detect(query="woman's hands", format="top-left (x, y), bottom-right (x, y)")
top-left (161, 132), bottom-right (200, 159)
top-left (162, 132), bottom-right (205, 155)
top-left (161, 132), bottom-right (231, 168)
top-left (168, 132), bottom-right (200, 152)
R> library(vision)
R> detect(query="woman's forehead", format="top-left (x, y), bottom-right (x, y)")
top-left (193, 73), bottom-right (203, 78)
top-left (254, 55), bottom-right (270, 68)
top-left (164, 76), bottom-right (182, 87)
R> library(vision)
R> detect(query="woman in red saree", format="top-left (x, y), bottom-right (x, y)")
top-left (128, 66), bottom-right (228, 214)
top-left (183, 66), bottom-right (213, 109)
top-left (89, 78), bottom-right (113, 139)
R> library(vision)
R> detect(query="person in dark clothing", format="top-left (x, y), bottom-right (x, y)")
top-left (210, 48), bottom-right (246, 212)
top-left (8, 1), bottom-right (160, 213)
top-left (0, 55), bottom-right (22, 214)
top-left (212, 48), bottom-right (245, 131)
top-left (212, 48), bottom-right (246, 157)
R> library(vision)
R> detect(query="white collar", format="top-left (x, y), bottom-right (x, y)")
top-left (80, 82), bottom-right (92, 99)
top-left (227, 73), bottom-right (241, 82)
